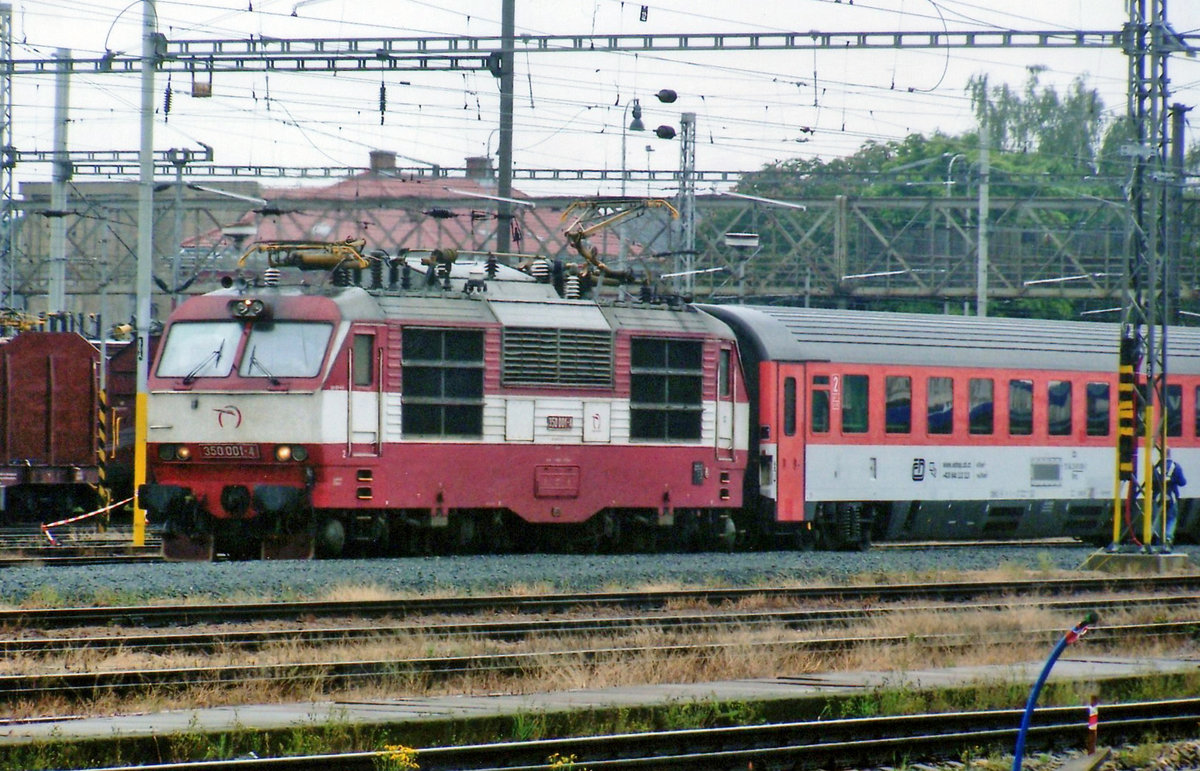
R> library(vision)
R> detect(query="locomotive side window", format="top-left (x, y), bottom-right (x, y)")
top-left (969, 378), bottom-right (994, 435)
top-left (783, 377), bottom-right (797, 436)
top-left (719, 349), bottom-right (732, 398)
top-left (1047, 380), bottom-right (1072, 436)
top-left (885, 375), bottom-right (911, 434)
top-left (629, 338), bottom-right (702, 441)
top-left (926, 376), bottom-right (953, 435)
top-left (841, 374), bottom-right (869, 434)
top-left (240, 322), bottom-right (333, 379)
top-left (156, 321), bottom-right (241, 379)
top-left (1087, 382), bottom-right (1110, 437)
top-left (1166, 383), bottom-right (1182, 437)
top-left (1009, 379), bottom-right (1033, 435)
top-left (401, 328), bottom-right (484, 437)
top-left (352, 334), bottom-right (374, 386)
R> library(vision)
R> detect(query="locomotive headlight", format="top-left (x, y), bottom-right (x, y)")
top-left (228, 297), bottom-right (268, 320)
top-left (273, 444), bottom-right (307, 462)
top-left (157, 444), bottom-right (192, 461)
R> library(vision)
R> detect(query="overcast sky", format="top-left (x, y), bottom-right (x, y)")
top-left (12, 1), bottom-right (1200, 196)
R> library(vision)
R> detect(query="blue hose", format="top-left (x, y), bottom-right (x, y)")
top-left (1012, 612), bottom-right (1098, 771)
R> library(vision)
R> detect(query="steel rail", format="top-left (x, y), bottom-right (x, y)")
top-left (0, 619), bottom-right (1196, 704)
top-left (2, 594), bottom-right (1198, 657)
top-left (84, 698), bottom-right (1200, 770)
top-left (3, 574), bottom-right (1200, 631)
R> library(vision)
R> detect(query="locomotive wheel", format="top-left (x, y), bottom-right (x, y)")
top-left (315, 517), bottom-right (346, 558)
top-left (580, 511), bottom-right (621, 553)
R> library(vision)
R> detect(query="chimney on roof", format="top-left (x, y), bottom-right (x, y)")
top-left (465, 156), bottom-right (494, 180)
top-left (369, 150), bottom-right (397, 174)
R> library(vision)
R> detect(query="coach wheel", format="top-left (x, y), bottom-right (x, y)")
top-left (830, 502), bottom-right (867, 551)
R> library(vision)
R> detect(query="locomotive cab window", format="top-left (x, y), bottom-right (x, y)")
top-left (1087, 382), bottom-right (1110, 437)
top-left (885, 375), bottom-right (911, 434)
top-left (402, 327), bottom-right (484, 437)
top-left (240, 322), bottom-right (333, 379)
top-left (352, 334), bottom-right (374, 386)
top-left (629, 337), bottom-right (702, 441)
top-left (156, 321), bottom-right (241, 379)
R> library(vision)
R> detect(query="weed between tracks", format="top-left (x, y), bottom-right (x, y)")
top-left (3, 574), bottom-right (1200, 769)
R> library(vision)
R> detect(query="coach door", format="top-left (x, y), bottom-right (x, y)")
top-left (773, 362), bottom-right (807, 522)
top-left (348, 328), bottom-right (384, 456)
top-left (715, 345), bottom-right (736, 460)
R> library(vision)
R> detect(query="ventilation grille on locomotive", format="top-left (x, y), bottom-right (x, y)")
top-left (502, 328), bottom-right (613, 387)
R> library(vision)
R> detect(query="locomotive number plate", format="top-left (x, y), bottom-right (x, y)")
top-left (199, 443), bottom-right (261, 459)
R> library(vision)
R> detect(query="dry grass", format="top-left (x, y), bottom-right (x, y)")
top-left (2, 591), bottom-right (1197, 720)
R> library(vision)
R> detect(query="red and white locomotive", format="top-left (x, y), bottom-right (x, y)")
top-left (141, 239), bottom-right (1200, 559)
top-left (142, 242), bottom-right (749, 559)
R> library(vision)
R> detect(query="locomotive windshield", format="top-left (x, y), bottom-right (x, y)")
top-left (156, 321), bottom-right (241, 379)
top-left (237, 321), bottom-right (332, 378)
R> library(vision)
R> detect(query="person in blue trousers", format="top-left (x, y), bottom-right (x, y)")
top-left (1153, 450), bottom-right (1186, 552)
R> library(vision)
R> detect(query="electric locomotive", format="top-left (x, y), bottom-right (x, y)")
top-left (141, 241), bottom-right (751, 559)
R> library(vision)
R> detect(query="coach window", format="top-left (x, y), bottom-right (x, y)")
top-left (1048, 380), bottom-right (1072, 436)
top-left (352, 334), bottom-right (373, 386)
top-left (783, 377), bottom-right (797, 436)
top-left (811, 375), bottom-right (830, 434)
top-left (1167, 383), bottom-right (1182, 437)
top-left (1086, 382), bottom-right (1110, 437)
top-left (927, 376), bottom-right (953, 435)
top-left (841, 374), bottom-right (869, 434)
top-left (969, 378), bottom-right (994, 435)
top-left (885, 375), bottom-right (911, 434)
top-left (1195, 386), bottom-right (1200, 437)
top-left (1009, 379), bottom-right (1033, 436)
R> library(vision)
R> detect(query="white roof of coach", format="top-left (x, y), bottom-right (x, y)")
top-left (698, 304), bottom-right (1200, 375)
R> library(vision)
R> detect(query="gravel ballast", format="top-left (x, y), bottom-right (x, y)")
top-left (1, 544), bottom-right (1190, 605)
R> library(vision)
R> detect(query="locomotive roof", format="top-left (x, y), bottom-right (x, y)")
top-left (698, 304), bottom-right (1200, 374)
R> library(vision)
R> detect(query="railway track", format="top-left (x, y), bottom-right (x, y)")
top-left (0, 526), bottom-right (161, 566)
top-left (86, 698), bottom-right (1200, 770)
top-left (1, 580), bottom-right (1197, 704)
top-left (2, 593), bottom-right (1198, 657)
top-left (0, 618), bottom-right (1195, 704)
top-left (2, 572), bottom-right (1199, 630)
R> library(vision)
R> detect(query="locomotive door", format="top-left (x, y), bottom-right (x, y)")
top-left (348, 329), bottom-right (383, 456)
top-left (773, 362), bottom-right (806, 522)
top-left (715, 345), bottom-right (736, 460)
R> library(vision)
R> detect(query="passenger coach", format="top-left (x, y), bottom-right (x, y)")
top-left (703, 305), bottom-right (1200, 549)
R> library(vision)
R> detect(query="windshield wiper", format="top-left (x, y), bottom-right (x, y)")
top-left (182, 339), bottom-right (224, 385)
top-left (246, 346), bottom-right (281, 386)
